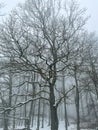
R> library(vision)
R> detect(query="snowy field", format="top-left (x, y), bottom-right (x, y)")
top-left (0, 121), bottom-right (96, 130)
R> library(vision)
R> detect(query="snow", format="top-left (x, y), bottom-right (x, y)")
top-left (0, 121), bottom-right (96, 130)
top-left (38, 123), bottom-right (95, 130)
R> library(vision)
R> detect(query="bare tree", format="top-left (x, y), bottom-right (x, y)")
top-left (0, 0), bottom-right (88, 130)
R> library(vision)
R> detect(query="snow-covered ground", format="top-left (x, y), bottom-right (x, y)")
top-left (0, 121), bottom-right (96, 130)
top-left (33, 121), bottom-right (96, 130)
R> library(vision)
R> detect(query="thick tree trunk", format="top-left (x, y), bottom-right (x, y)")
top-left (75, 87), bottom-right (80, 130)
top-left (4, 120), bottom-right (8, 130)
top-left (50, 86), bottom-right (58, 130)
top-left (50, 106), bottom-right (58, 130)
top-left (3, 112), bottom-right (8, 130)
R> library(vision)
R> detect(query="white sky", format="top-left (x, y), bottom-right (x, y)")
top-left (79, 0), bottom-right (98, 33)
top-left (1, 0), bottom-right (24, 13)
top-left (1, 0), bottom-right (98, 33)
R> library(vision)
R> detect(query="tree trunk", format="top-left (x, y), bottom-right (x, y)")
top-left (41, 98), bottom-right (45, 128)
top-left (3, 112), bottom-right (8, 130)
top-left (62, 72), bottom-right (68, 130)
top-left (28, 101), bottom-right (33, 127)
top-left (64, 98), bottom-right (68, 130)
top-left (13, 109), bottom-right (16, 129)
top-left (50, 86), bottom-right (58, 130)
top-left (24, 95), bottom-right (27, 127)
top-left (31, 73), bottom-right (36, 127)
top-left (28, 74), bottom-right (36, 128)
top-left (36, 85), bottom-right (41, 130)
top-left (81, 94), bottom-right (85, 120)
top-left (37, 98), bottom-right (41, 130)
top-left (75, 87), bottom-right (80, 130)
top-left (89, 92), bottom-right (98, 119)
top-left (74, 68), bottom-right (80, 130)
top-left (31, 102), bottom-right (35, 127)
top-left (48, 109), bottom-right (51, 126)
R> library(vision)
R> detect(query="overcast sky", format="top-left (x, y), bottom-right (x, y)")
top-left (1, 0), bottom-right (98, 33)
top-left (79, 0), bottom-right (98, 33)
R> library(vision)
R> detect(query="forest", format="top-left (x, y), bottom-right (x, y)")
top-left (0, 0), bottom-right (98, 130)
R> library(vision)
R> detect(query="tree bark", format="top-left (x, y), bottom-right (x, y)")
top-left (31, 102), bottom-right (35, 127)
top-left (62, 72), bottom-right (68, 130)
top-left (48, 109), bottom-right (51, 126)
top-left (64, 98), bottom-right (68, 130)
top-left (3, 112), bottom-right (8, 130)
top-left (74, 67), bottom-right (80, 130)
top-left (75, 87), bottom-right (80, 130)
top-left (37, 98), bottom-right (41, 130)
top-left (49, 86), bottom-right (58, 130)
top-left (41, 98), bottom-right (45, 128)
